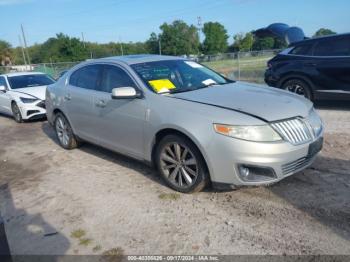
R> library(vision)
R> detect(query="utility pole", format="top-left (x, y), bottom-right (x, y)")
top-left (158, 35), bottom-right (162, 55)
top-left (81, 32), bottom-right (86, 48)
top-left (119, 36), bottom-right (124, 56)
top-left (21, 24), bottom-right (31, 66)
top-left (18, 35), bottom-right (27, 66)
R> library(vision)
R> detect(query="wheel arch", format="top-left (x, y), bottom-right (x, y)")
top-left (151, 127), bottom-right (211, 179)
top-left (278, 73), bottom-right (315, 91)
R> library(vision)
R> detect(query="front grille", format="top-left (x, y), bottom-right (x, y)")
top-left (36, 100), bottom-right (46, 109)
top-left (271, 118), bottom-right (313, 145)
top-left (282, 157), bottom-right (313, 175)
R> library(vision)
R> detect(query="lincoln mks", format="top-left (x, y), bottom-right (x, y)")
top-left (46, 55), bottom-right (324, 193)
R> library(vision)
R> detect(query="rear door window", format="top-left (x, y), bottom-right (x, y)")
top-left (313, 36), bottom-right (350, 56)
top-left (69, 65), bottom-right (102, 90)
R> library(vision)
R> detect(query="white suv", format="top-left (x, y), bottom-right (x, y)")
top-left (0, 72), bottom-right (55, 123)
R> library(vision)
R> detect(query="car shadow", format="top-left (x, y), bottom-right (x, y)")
top-left (41, 122), bottom-right (168, 189)
top-left (41, 123), bottom-right (350, 242)
top-left (314, 100), bottom-right (350, 111)
top-left (0, 183), bottom-right (70, 258)
top-left (0, 112), bottom-right (47, 123)
top-left (267, 155), bottom-right (350, 241)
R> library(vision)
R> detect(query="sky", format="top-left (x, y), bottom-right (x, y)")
top-left (1, 0), bottom-right (349, 47)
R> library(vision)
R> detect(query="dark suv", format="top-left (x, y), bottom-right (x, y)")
top-left (265, 33), bottom-right (350, 100)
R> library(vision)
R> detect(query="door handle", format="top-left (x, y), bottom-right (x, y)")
top-left (95, 100), bottom-right (106, 108)
top-left (64, 94), bottom-right (72, 101)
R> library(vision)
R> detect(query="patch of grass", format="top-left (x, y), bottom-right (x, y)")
top-left (79, 238), bottom-right (93, 246)
top-left (93, 245), bottom-right (102, 252)
top-left (102, 247), bottom-right (124, 256)
top-left (158, 193), bottom-right (181, 201)
top-left (70, 229), bottom-right (86, 239)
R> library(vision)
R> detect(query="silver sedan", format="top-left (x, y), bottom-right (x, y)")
top-left (46, 55), bottom-right (324, 193)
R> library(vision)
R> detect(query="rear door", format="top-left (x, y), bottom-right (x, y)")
top-left (65, 64), bottom-right (103, 143)
top-left (91, 64), bottom-right (147, 159)
top-left (312, 35), bottom-right (350, 98)
top-left (0, 76), bottom-right (12, 114)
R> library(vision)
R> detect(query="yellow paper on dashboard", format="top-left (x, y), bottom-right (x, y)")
top-left (148, 79), bottom-right (176, 93)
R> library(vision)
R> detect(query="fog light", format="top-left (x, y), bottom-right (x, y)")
top-left (238, 164), bottom-right (277, 182)
top-left (239, 166), bottom-right (250, 178)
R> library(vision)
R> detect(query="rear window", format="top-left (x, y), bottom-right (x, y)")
top-left (8, 74), bottom-right (55, 89)
top-left (313, 36), bottom-right (350, 56)
top-left (290, 43), bottom-right (314, 56)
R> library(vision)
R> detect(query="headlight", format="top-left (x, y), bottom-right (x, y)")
top-left (214, 124), bottom-right (282, 142)
top-left (20, 97), bottom-right (38, 103)
top-left (308, 108), bottom-right (323, 136)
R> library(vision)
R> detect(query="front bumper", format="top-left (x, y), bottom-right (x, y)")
top-left (18, 100), bottom-right (46, 120)
top-left (206, 132), bottom-right (323, 186)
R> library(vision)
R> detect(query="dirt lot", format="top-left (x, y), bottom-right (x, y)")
top-left (0, 101), bottom-right (349, 255)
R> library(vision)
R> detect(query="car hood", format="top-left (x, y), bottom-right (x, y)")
top-left (171, 82), bottom-right (313, 122)
top-left (11, 85), bottom-right (47, 100)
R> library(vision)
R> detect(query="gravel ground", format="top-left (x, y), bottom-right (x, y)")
top-left (0, 101), bottom-right (349, 255)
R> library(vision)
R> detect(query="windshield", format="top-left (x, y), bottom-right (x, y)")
top-left (8, 74), bottom-right (55, 89)
top-left (131, 60), bottom-right (233, 94)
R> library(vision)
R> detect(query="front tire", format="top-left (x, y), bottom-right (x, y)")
top-left (282, 79), bottom-right (313, 100)
top-left (11, 102), bottom-right (23, 123)
top-left (54, 113), bottom-right (79, 150)
top-left (155, 134), bottom-right (209, 193)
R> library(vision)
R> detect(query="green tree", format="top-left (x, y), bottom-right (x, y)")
top-left (146, 32), bottom-right (160, 54)
top-left (159, 20), bottom-right (200, 56)
top-left (232, 32), bottom-right (254, 51)
top-left (0, 40), bottom-right (13, 65)
top-left (252, 37), bottom-right (274, 51)
top-left (313, 28), bottom-right (337, 37)
top-left (202, 22), bottom-right (229, 54)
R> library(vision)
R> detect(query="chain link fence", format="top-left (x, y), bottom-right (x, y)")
top-left (0, 49), bottom-right (281, 83)
top-left (0, 62), bottom-right (79, 79)
top-left (200, 49), bottom-right (281, 83)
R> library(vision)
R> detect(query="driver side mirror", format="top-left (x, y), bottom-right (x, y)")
top-left (111, 87), bottom-right (141, 99)
top-left (0, 85), bottom-right (6, 92)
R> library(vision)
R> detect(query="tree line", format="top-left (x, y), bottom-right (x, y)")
top-left (0, 20), bottom-right (337, 66)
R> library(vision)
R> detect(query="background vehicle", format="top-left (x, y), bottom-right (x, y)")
top-left (46, 55), bottom-right (323, 193)
top-left (0, 72), bottom-right (55, 122)
top-left (265, 33), bottom-right (350, 100)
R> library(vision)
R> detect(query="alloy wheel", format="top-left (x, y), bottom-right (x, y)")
top-left (160, 142), bottom-right (199, 188)
top-left (285, 83), bottom-right (307, 97)
top-left (12, 103), bottom-right (22, 122)
top-left (55, 116), bottom-right (70, 147)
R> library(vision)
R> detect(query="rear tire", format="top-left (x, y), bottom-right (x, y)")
top-left (282, 79), bottom-right (313, 100)
top-left (155, 134), bottom-right (209, 193)
top-left (54, 113), bottom-right (80, 150)
top-left (11, 102), bottom-right (23, 123)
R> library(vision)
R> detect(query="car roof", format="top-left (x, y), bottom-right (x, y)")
top-left (291, 32), bottom-right (350, 46)
top-left (2, 71), bottom-right (45, 77)
top-left (99, 54), bottom-right (186, 65)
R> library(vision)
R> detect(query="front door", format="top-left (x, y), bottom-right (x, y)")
top-left (91, 64), bottom-right (147, 159)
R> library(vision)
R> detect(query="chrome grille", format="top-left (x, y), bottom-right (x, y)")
top-left (282, 157), bottom-right (313, 175)
top-left (271, 118), bottom-right (312, 145)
